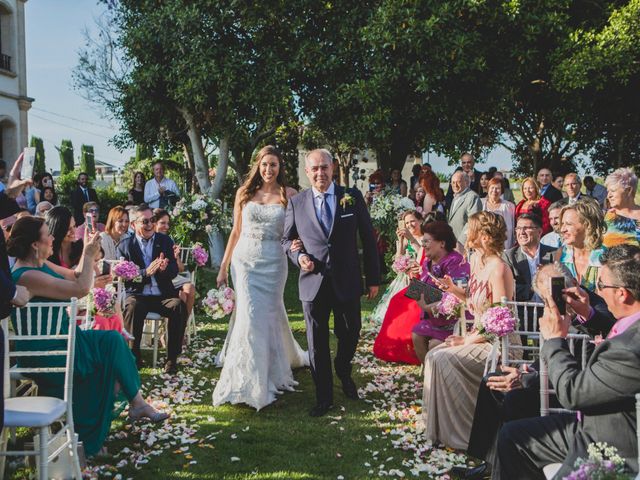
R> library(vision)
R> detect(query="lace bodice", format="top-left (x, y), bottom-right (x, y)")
top-left (241, 202), bottom-right (285, 241)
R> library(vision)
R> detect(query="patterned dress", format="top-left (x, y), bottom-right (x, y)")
top-left (558, 246), bottom-right (604, 291)
top-left (603, 210), bottom-right (640, 249)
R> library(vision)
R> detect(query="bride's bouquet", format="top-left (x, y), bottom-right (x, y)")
top-left (202, 286), bottom-right (235, 319)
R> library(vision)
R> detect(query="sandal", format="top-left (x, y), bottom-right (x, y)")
top-left (128, 404), bottom-right (170, 423)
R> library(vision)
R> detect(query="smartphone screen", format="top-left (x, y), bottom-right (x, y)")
top-left (100, 260), bottom-right (111, 276)
top-left (550, 276), bottom-right (566, 315)
top-left (85, 213), bottom-right (94, 234)
top-left (21, 147), bottom-right (36, 180)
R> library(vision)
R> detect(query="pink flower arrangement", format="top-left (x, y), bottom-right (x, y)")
top-left (192, 243), bottom-right (209, 267)
top-left (92, 285), bottom-right (116, 313)
top-left (392, 254), bottom-right (413, 274)
top-left (202, 286), bottom-right (235, 319)
top-left (113, 260), bottom-right (142, 282)
top-left (436, 293), bottom-right (463, 320)
top-left (479, 305), bottom-right (517, 338)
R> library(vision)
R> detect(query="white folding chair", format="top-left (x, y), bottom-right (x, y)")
top-left (178, 246), bottom-right (197, 343)
top-left (0, 299), bottom-right (83, 480)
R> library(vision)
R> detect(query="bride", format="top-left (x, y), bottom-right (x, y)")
top-left (213, 145), bottom-right (308, 410)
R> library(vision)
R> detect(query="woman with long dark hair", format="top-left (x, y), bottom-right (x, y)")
top-left (213, 145), bottom-right (308, 410)
top-left (45, 206), bottom-right (83, 268)
top-left (128, 171), bottom-right (145, 205)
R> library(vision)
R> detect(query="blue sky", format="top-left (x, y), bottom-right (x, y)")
top-left (24, 1), bottom-right (513, 175)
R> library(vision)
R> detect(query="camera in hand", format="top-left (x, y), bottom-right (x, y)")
top-left (550, 276), bottom-right (566, 315)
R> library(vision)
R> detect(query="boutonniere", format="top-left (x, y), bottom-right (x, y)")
top-left (340, 193), bottom-right (354, 209)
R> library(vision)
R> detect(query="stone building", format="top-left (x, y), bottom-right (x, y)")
top-left (0, 0), bottom-right (32, 170)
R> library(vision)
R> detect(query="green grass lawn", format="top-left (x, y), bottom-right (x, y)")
top-left (8, 267), bottom-right (474, 479)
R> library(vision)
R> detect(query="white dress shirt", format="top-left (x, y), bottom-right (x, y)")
top-left (522, 246), bottom-right (542, 302)
top-left (136, 234), bottom-right (161, 296)
top-left (143, 177), bottom-right (180, 208)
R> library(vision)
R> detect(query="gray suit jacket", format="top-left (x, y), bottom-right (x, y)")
top-left (503, 244), bottom-right (556, 302)
top-left (542, 320), bottom-right (640, 471)
top-left (447, 188), bottom-right (482, 246)
top-left (282, 186), bottom-right (380, 303)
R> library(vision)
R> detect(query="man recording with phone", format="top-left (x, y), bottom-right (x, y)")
top-left (497, 244), bottom-right (640, 478)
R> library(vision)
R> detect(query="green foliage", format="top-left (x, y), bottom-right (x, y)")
top-left (95, 184), bottom-right (128, 223)
top-left (58, 140), bottom-right (74, 175)
top-left (80, 144), bottom-right (96, 179)
top-left (29, 136), bottom-right (46, 175)
top-left (55, 170), bottom-right (81, 206)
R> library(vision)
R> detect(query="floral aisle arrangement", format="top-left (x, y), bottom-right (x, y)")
top-left (91, 285), bottom-right (117, 314)
top-left (477, 304), bottom-right (517, 340)
top-left (171, 193), bottom-right (233, 247)
top-left (192, 243), bottom-right (209, 267)
top-left (369, 189), bottom-right (416, 242)
top-left (113, 260), bottom-right (142, 283)
top-left (563, 443), bottom-right (632, 480)
top-left (202, 286), bottom-right (236, 319)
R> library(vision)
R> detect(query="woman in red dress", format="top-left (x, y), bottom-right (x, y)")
top-left (373, 210), bottom-right (426, 365)
top-left (515, 177), bottom-right (551, 234)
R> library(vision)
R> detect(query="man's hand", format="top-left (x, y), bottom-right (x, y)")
top-left (158, 186), bottom-right (166, 194)
top-left (540, 296), bottom-right (570, 340)
top-left (563, 286), bottom-right (590, 319)
top-left (11, 285), bottom-right (31, 307)
top-left (157, 253), bottom-right (169, 272)
top-left (299, 254), bottom-right (314, 272)
top-left (366, 285), bottom-right (379, 300)
top-left (486, 366), bottom-right (522, 392)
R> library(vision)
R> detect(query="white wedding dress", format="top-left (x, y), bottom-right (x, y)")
top-left (213, 202), bottom-right (309, 410)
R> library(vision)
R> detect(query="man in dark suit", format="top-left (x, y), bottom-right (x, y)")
top-left (70, 172), bottom-right (98, 226)
top-left (445, 153), bottom-right (483, 210)
top-left (537, 168), bottom-right (563, 204)
top-left (117, 204), bottom-right (187, 374)
top-left (498, 244), bottom-right (640, 478)
top-left (282, 149), bottom-right (380, 417)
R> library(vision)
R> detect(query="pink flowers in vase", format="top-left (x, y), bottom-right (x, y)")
top-left (392, 254), bottom-right (413, 274)
top-left (192, 243), bottom-right (209, 267)
top-left (113, 260), bottom-right (142, 282)
top-left (436, 293), bottom-right (463, 320)
top-left (479, 305), bottom-right (517, 339)
top-left (92, 285), bottom-right (116, 313)
top-left (202, 286), bottom-right (235, 319)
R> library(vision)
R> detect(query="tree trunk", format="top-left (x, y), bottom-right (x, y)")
top-left (182, 142), bottom-right (197, 193)
top-left (528, 118), bottom-right (545, 174)
top-left (180, 108), bottom-right (212, 195)
top-left (211, 135), bottom-right (230, 199)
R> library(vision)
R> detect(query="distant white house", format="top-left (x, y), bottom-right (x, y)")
top-left (0, 0), bottom-right (32, 170)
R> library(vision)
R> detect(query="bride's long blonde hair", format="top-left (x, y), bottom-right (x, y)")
top-left (238, 145), bottom-right (288, 208)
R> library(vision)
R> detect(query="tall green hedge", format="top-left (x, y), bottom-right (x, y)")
top-left (58, 140), bottom-right (74, 175)
top-left (80, 144), bottom-right (96, 179)
top-left (29, 136), bottom-right (46, 175)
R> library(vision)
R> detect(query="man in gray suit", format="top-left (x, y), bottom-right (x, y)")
top-left (498, 244), bottom-right (640, 478)
top-left (447, 170), bottom-right (482, 251)
top-left (282, 149), bottom-right (380, 417)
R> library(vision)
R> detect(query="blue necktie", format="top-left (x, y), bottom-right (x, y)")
top-left (319, 193), bottom-right (333, 237)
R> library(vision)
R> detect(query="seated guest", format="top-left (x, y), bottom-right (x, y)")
top-left (602, 167), bottom-right (640, 248)
top-left (154, 208), bottom-right (196, 322)
top-left (498, 244), bottom-right (640, 478)
top-left (373, 210), bottom-right (425, 364)
top-left (34, 201), bottom-right (53, 218)
top-left (515, 177), bottom-right (551, 234)
top-left (100, 206), bottom-right (130, 261)
top-left (422, 211), bottom-right (515, 451)
top-left (584, 176), bottom-right (607, 209)
top-left (482, 177), bottom-right (516, 249)
top-left (467, 262), bottom-right (616, 478)
top-left (42, 186), bottom-right (58, 206)
top-left (75, 201), bottom-right (106, 240)
top-left (557, 200), bottom-right (607, 291)
top-left (540, 201), bottom-right (564, 249)
top-left (504, 214), bottom-right (555, 303)
top-left (117, 204), bottom-right (187, 374)
top-left (8, 216), bottom-right (169, 457)
top-left (45, 206), bottom-right (83, 268)
top-left (412, 221), bottom-right (470, 363)
top-left (447, 170), bottom-right (482, 252)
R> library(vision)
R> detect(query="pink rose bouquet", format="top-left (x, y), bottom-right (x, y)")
top-left (113, 260), bottom-right (142, 282)
top-left (192, 243), bottom-right (209, 267)
top-left (436, 293), bottom-right (463, 320)
top-left (478, 305), bottom-right (517, 339)
top-left (202, 286), bottom-right (235, 319)
top-left (392, 254), bottom-right (413, 274)
top-left (92, 285), bottom-right (116, 314)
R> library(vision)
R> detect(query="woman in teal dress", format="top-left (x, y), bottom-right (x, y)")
top-left (556, 200), bottom-right (607, 291)
top-left (7, 216), bottom-right (169, 456)
top-left (603, 167), bottom-right (640, 249)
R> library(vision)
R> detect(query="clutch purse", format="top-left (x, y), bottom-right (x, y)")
top-left (404, 278), bottom-right (443, 303)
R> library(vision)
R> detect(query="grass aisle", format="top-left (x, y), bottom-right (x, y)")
top-left (80, 268), bottom-right (474, 480)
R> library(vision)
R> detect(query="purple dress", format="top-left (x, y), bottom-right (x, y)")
top-left (411, 250), bottom-right (470, 341)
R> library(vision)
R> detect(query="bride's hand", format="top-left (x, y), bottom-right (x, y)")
top-left (444, 335), bottom-right (465, 347)
top-left (216, 269), bottom-right (228, 288)
top-left (291, 239), bottom-right (304, 253)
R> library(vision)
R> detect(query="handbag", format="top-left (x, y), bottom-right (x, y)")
top-left (404, 278), bottom-right (443, 303)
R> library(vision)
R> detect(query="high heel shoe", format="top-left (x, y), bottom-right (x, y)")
top-left (128, 404), bottom-right (170, 423)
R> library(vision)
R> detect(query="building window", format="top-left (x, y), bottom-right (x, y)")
top-left (0, 4), bottom-right (13, 72)
top-left (0, 124), bottom-right (3, 162)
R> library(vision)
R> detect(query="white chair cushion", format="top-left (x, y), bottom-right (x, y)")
top-left (146, 312), bottom-right (164, 321)
top-left (543, 463), bottom-right (562, 479)
top-left (4, 396), bottom-right (67, 427)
